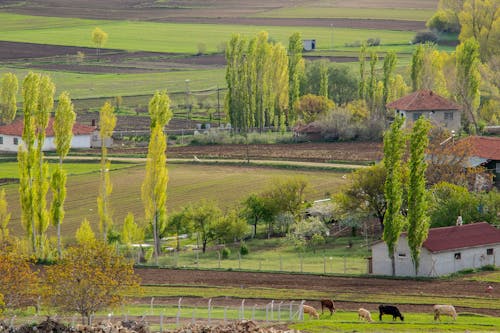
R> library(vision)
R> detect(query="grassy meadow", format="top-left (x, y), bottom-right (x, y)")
top-left (0, 13), bottom-right (416, 54)
top-left (2, 162), bottom-right (347, 239)
top-left (252, 7), bottom-right (434, 21)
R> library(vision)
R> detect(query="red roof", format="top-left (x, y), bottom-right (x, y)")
top-left (460, 136), bottom-right (500, 160)
top-left (386, 90), bottom-right (460, 111)
top-left (0, 118), bottom-right (95, 136)
top-left (421, 222), bottom-right (500, 253)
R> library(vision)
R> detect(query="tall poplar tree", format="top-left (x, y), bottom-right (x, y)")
top-left (455, 38), bottom-right (481, 133)
top-left (97, 102), bottom-right (116, 241)
top-left (358, 43), bottom-right (367, 99)
top-left (0, 73), bottom-right (18, 124)
top-left (319, 60), bottom-right (329, 98)
top-left (407, 117), bottom-right (431, 275)
top-left (288, 32), bottom-right (304, 125)
top-left (383, 115), bottom-right (406, 276)
top-left (0, 189), bottom-right (10, 241)
top-left (270, 43), bottom-right (289, 129)
top-left (254, 32), bottom-right (272, 131)
top-left (18, 73), bottom-right (39, 253)
top-left (367, 51), bottom-right (378, 112)
top-left (225, 34), bottom-right (248, 132)
top-left (50, 91), bottom-right (76, 258)
top-left (382, 51), bottom-right (397, 107)
top-left (142, 91), bottom-right (172, 264)
top-left (410, 44), bottom-right (424, 91)
top-left (18, 72), bottom-right (55, 257)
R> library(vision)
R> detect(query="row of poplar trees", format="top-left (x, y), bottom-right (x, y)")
top-left (225, 31), bottom-right (304, 132)
top-left (6, 72), bottom-right (172, 264)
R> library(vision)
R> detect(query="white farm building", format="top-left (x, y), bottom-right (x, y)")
top-left (371, 222), bottom-right (500, 277)
top-left (0, 118), bottom-right (96, 153)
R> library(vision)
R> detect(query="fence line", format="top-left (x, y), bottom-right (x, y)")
top-left (3, 298), bottom-right (309, 331)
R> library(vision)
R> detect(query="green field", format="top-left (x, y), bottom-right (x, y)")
top-left (0, 161), bottom-right (134, 178)
top-left (2, 162), bottom-right (347, 238)
top-left (0, 13), bottom-right (416, 54)
top-left (252, 7), bottom-right (434, 21)
top-left (0, 66), bottom-right (226, 100)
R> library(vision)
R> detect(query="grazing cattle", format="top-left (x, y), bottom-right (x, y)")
top-left (379, 305), bottom-right (404, 321)
top-left (358, 308), bottom-right (373, 322)
top-left (302, 304), bottom-right (320, 319)
top-left (433, 304), bottom-right (457, 321)
top-left (320, 299), bottom-right (335, 316)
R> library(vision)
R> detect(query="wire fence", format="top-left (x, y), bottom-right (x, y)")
top-left (3, 298), bottom-right (308, 331)
top-left (130, 247), bottom-right (369, 275)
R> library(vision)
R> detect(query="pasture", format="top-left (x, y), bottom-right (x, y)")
top-left (2, 162), bottom-right (347, 238)
top-left (0, 13), bottom-right (416, 54)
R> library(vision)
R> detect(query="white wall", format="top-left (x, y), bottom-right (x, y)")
top-left (372, 237), bottom-right (500, 277)
top-left (0, 134), bottom-right (91, 152)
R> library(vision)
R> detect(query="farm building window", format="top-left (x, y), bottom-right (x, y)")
top-left (0, 136), bottom-right (3, 144)
top-left (487, 248), bottom-right (494, 255)
top-left (398, 253), bottom-right (407, 258)
top-left (13, 137), bottom-right (18, 145)
top-left (444, 112), bottom-right (454, 120)
top-left (454, 252), bottom-right (461, 260)
top-left (412, 112), bottom-right (423, 121)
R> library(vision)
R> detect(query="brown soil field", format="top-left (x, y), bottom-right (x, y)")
top-left (0, 41), bottom-right (359, 74)
top-left (135, 268), bottom-right (500, 317)
top-left (166, 142), bottom-right (383, 163)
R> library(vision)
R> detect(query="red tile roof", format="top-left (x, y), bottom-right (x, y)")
top-left (460, 136), bottom-right (500, 160)
top-left (0, 118), bottom-right (95, 136)
top-left (386, 90), bottom-right (460, 111)
top-left (421, 222), bottom-right (500, 253)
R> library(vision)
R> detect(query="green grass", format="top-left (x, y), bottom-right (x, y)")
top-left (3, 163), bottom-right (347, 238)
top-left (466, 271), bottom-right (500, 283)
top-left (0, 161), bottom-right (135, 178)
top-left (252, 7), bottom-right (434, 21)
top-left (0, 66), bottom-right (226, 100)
top-left (156, 237), bottom-right (369, 274)
top-left (0, 13), bottom-right (416, 54)
top-left (292, 312), bottom-right (500, 333)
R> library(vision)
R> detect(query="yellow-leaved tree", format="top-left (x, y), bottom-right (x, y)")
top-left (91, 27), bottom-right (108, 58)
top-left (43, 241), bottom-right (141, 324)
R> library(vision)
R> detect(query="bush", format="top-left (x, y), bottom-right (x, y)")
top-left (412, 31), bottom-right (439, 44)
top-left (366, 38), bottom-right (380, 46)
top-left (221, 247), bottom-right (231, 259)
top-left (240, 243), bottom-right (249, 256)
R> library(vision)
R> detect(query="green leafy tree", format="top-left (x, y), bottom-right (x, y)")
top-left (185, 200), bottom-right (223, 253)
top-left (459, 0), bottom-right (500, 61)
top-left (0, 73), bottom-right (18, 124)
top-left (0, 189), bottom-right (10, 241)
top-left (91, 27), bottom-right (108, 57)
top-left (382, 115), bottom-right (406, 276)
top-left (97, 102), bottom-right (117, 241)
top-left (294, 94), bottom-right (334, 123)
top-left (407, 117), bottom-right (431, 275)
top-left (142, 91), bottom-right (172, 264)
top-left (213, 209), bottom-right (249, 244)
top-left (167, 208), bottom-right (193, 251)
top-left (411, 44), bottom-right (425, 91)
top-left (43, 242), bottom-right (140, 324)
top-left (455, 38), bottom-right (481, 133)
top-left (426, 0), bottom-right (465, 33)
top-left (367, 51), bottom-right (379, 112)
top-left (334, 163), bottom-right (387, 230)
top-left (358, 43), bottom-right (367, 99)
top-left (121, 212), bottom-right (144, 246)
top-left (51, 91), bottom-right (75, 259)
top-left (75, 218), bottom-right (96, 245)
top-left (288, 32), bottom-right (305, 125)
top-left (242, 194), bottom-right (275, 238)
top-left (18, 73), bottom-right (54, 258)
top-left (319, 60), bottom-right (329, 98)
top-left (382, 51), bottom-right (397, 107)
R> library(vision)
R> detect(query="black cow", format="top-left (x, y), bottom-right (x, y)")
top-left (379, 305), bottom-right (404, 321)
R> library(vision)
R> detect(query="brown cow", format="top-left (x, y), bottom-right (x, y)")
top-left (320, 299), bottom-right (335, 316)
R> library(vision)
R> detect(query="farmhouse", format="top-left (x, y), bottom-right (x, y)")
top-left (386, 90), bottom-right (461, 132)
top-left (461, 136), bottom-right (500, 188)
top-left (371, 222), bottom-right (500, 277)
top-left (0, 118), bottom-right (96, 152)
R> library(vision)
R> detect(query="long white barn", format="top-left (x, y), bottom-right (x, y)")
top-left (0, 118), bottom-right (96, 152)
top-left (371, 222), bottom-right (500, 277)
